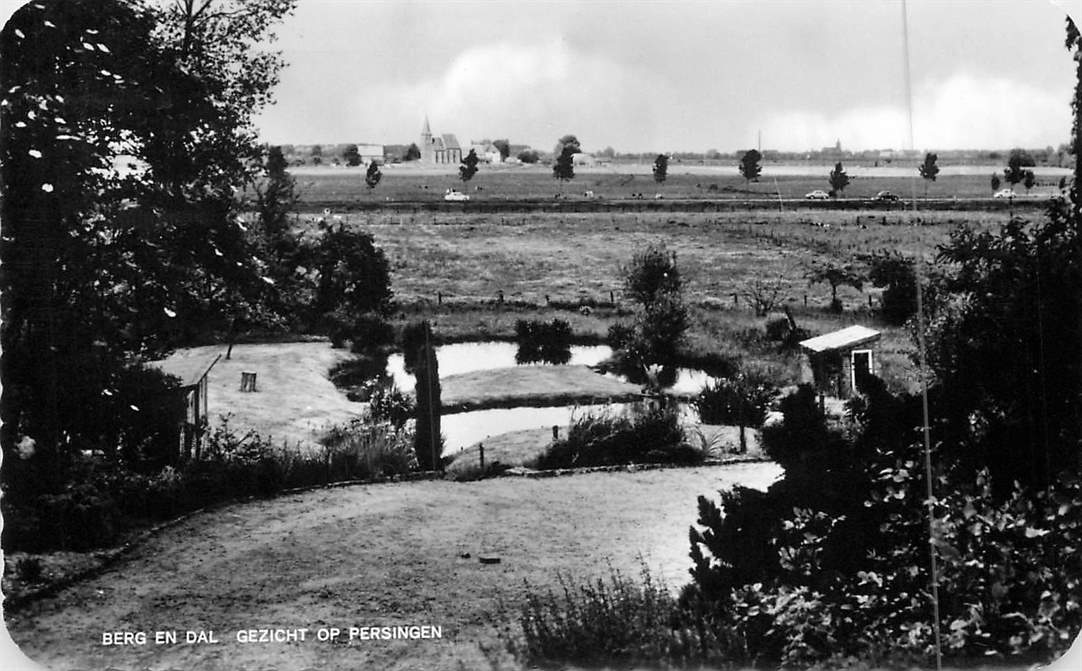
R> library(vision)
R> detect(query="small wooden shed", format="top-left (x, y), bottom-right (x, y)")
top-left (799, 325), bottom-right (881, 398)
top-left (152, 352), bottom-right (222, 460)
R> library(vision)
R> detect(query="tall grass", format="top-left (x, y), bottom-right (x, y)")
top-left (534, 403), bottom-right (703, 469)
top-left (508, 562), bottom-right (729, 668)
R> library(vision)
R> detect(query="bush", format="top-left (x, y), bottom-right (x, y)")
top-left (367, 382), bottom-right (415, 430)
top-left (606, 322), bottom-right (635, 350)
top-left (320, 419), bottom-right (417, 479)
top-left (623, 243), bottom-right (681, 307)
top-left (515, 318), bottom-right (572, 364)
top-left (535, 404), bottom-right (700, 469)
top-left (15, 556), bottom-right (44, 583)
top-left (347, 312), bottom-right (394, 353)
top-left (864, 251), bottom-right (918, 326)
top-left (694, 371), bottom-right (776, 427)
top-left (682, 375), bottom-right (1082, 668)
top-left (510, 563), bottom-right (725, 668)
top-left (328, 352), bottom-right (389, 392)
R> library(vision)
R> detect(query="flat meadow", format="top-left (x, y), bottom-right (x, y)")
top-left (303, 204), bottom-right (1015, 392)
top-left (290, 161), bottom-right (1070, 205)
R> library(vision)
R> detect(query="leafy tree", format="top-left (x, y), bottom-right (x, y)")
top-left (918, 152), bottom-right (939, 197)
top-left (365, 160), bottom-right (382, 189)
top-left (652, 154), bottom-right (668, 184)
top-left (1, 0), bottom-right (294, 487)
top-left (739, 149), bottom-right (763, 185)
top-left (616, 244), bottom-right (688, 371)
top-left (518, 149), bottom-right (540, 164)
top-left (253, 145), bottom-right (306, 330)
top-left (492, 139), bottom-right (510, 161)
top-left (924, 206), bottom-right (1080, 491)
top-left (553, 145), bottom-right (576, 182)
top-left (991, 172), bottom-right (1002, 192)
top-left (310, 224), bottom-right (393, 322)
top-left (403, 143), bottom-right (421, 161)
top-left (553, 134), bottom-right (581, 157)
top-left (459, 148), bottom-right (480, 183)
top-left (828, 161), bottom-right (850, 197)
top-left (623, 244), bottom-right (681, 307)
top-left (342, 143), bottom-right (362, 166)
top-left (1023, 169), bottom-right (1036, 193)
top-left (311, 144), bottom-right (323, 161)
top-left (863, 251), bottom-right (918, 325)
top-left (805, 260), bottom-right (864, 312)
top-left (1004, 148), bottom-right (1034, 186)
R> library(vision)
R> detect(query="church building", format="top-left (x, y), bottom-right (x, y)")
top-left (420, 116), bottom-right (462, 164)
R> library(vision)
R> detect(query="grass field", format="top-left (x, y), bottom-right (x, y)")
top-left (153, 342), bottom-right (364, 450)
top-left (3, 463), bottom-right (783, 671)
top-left (339, 208), bottom-right (1010, 392)
top-left (289, 162), bottom-right (1071, 205)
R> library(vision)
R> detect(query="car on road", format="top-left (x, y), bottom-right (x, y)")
top-left (443, 189), bottom-right (470, 202)
top-left (993, 188), bottom-right (1016, 199)
top-left (804, 190), bottom-right (831, 200)
top-left (873, 190), bottom-right (900, 201)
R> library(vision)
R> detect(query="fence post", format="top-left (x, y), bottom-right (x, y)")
top-left (479, 442), bottom-right (484, 472)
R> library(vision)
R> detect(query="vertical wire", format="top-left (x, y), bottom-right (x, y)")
top-left (900, 2), bottom-right (943, 669)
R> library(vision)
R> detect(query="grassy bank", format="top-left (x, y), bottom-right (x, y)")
top-left (153, 342), bottom-right (364, 449)
top-left (440, 365), bottom-right (643, 413)
top-left (446, 423), bottom-right (763, 476)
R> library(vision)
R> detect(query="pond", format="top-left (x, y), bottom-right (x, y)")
top-left (384, 341), bottom-right (718, 452)
top-left (387, 341), bottom-right (714, 396)
top-left (442, 402), bottom-right (701, 453)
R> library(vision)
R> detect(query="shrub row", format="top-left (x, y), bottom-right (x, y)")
top-left (2, 418), bottom-right (416, 552)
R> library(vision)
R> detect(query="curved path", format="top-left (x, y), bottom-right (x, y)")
top-left (5, 463), bottom-right (780, 671)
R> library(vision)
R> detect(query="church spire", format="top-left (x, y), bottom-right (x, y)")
top-left (422, 115), bottom-right (432, 136)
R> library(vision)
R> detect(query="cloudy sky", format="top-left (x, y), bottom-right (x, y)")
top-left (2, 0), bottom-right (1076, 153)
top-left (247, 0), bottom-right (1079, 153)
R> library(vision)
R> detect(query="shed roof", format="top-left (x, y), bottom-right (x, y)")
top-left (799, 325), bottom-right (881, 354)
top-left (151, 351), bottom-right (222, 388)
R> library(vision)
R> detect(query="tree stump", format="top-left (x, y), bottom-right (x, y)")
top-left (240, 371), bottom-right (257, 392)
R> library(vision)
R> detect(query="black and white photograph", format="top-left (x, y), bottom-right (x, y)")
top-left (1, 1), bottom-right (1081, 669)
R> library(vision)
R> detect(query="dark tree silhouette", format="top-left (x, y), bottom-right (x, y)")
top-left (365, 160), bottom-right (382, 189)
top-left (553, 145), bottom-right (576, 182)
top-left (342, 144), bottom-right (361, 166)
top-left (918, 152), bottom-right (939, 197)
top-left (459, 149), bottom-right (480, 183)
top-left (828, 161), bottom-right (850, 197)
top-left (652, 154), bottom-right (668, 184)
top-left (739, 149), bottom-right (763, 185)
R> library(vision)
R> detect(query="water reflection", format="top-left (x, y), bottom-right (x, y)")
top-left (385, 342), bottom-right (614, 390)
top-left (442, 402), bottom-right (701, 453)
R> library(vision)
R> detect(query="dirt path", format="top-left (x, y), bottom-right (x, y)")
top-left (5, 463), bottom-right (781, 671)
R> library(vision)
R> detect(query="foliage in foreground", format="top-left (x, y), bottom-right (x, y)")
top-left (1, 418), bottom-right (415, 552)
top-left (510, 563), bottom-right (728, 668)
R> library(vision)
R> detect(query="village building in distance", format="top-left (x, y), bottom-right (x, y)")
top-left (420, 116), bottom-right (462, 164)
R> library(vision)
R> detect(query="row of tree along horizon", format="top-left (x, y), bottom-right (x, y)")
top-left (276, 141), bottom-right (1073, 168)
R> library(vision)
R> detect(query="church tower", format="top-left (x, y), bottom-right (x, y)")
top-left (420, 115), bottom-right (433, 163)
